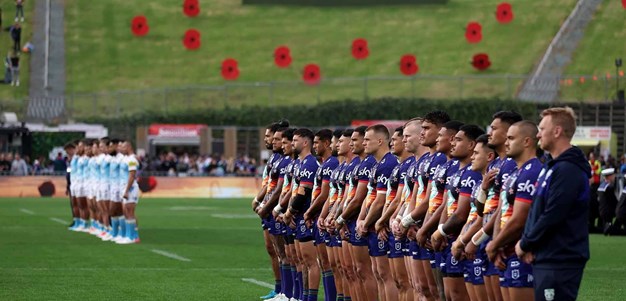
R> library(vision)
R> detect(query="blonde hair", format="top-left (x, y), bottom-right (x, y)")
top-left (540, 106), bottom-right (576, 139)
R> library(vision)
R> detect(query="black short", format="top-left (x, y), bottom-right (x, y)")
top-left (533, 264), bottom-right (585, 301)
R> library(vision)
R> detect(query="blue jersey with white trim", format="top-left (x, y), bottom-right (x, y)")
top-left (88, 156), bottom-right (98, 182)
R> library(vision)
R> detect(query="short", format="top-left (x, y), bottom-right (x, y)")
top-left (294, 215), bottom-right (314, 242)
top-left (86, 181), bottom-right (97, 199)
top-left (314, 221), bottom-right (328, 246)
top-left (433, 251), bottom-right (444, 270)
top-left (284, 225), bottom-right (296, 245)
top-left (533, 264), bottom-right (584, 301)
top-left (75, 182), bottom-right (85, 198)
top-left (268, 215), bottom-right (284, 236)
top-left (122, 183), bottom-right (139, 204)
top-left (110, 185), bottom-right (121, 203)
top-left (500, 255), bottom-right (534, 288)
top-left (367, 230), bottom-right (388, 257)
top-left (332, 233), bottom-right (343, 247)
top-left (464, 255), bottom-right (487, 285)
top-left (482, 240), bottom-right (500, 276)
top-left (387, 233), bottom-right (405, 259)
top-left (347, 220), bottom-right (368, 247)
top-left (408, 240), bottom-right (419, 258)
top-left (96, 183), bottom-right (110, 201)
top-left (69, 181), bottom-right (76, 197)
top-left (441, 236), bottom-right (464, 276)
top-left (419, 244), bottom-right (435, 261)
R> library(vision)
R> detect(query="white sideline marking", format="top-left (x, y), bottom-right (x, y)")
top-left (151, 249), bottom-right (191, 262)
top-left (210, 213), bottom-right (258, 219)
top-left (241, 278), bottom-right (274, 289)
top-left (169, 206), bottom-right (215, 211)
top-left (49, 217), bottom-right (67, 225)
top-left (19, 208), bottom-right (35, 215)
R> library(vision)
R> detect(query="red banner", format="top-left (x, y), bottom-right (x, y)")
top-left (148, 124), bottom-right (207, 137)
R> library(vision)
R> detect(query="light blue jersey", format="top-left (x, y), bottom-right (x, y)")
top-left (70, 156), bottom-right (78, 183)
top-left (78, 155), bottom-right (89, 183)
top-left (100, 154), bottom-right (111, 183)
top-left (109, 154), bottom-right (120, 184)
top-left (88, 156), bottom-right (98, 183)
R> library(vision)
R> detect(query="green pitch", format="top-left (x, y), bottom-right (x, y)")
top-left (0, 197), bottom-right (624, 300)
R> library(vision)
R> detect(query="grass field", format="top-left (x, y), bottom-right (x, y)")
top-left (0, 0), bottom-right (33, 102)
top-left (1, 197), bottom-right (626, 300)
top-left (61, 0), bottom-right (581, 117)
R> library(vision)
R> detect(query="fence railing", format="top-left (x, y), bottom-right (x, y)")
top-left (1, 73), bottom-right (624, 120)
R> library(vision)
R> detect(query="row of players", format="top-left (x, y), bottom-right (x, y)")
top-left (66, 138), bottom-right (141, 244)
top-left (253, 108), bottom-right (589, 301)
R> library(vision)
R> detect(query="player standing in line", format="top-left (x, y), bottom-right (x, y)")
top-left (516, 107), bottom-right (590, 301)
top-left (416, 120), bottom-right (463, 300)
top-left (317, 129), bottom-right (348, 301)
top-left (87, 140), bottom-right (100, 235)
top-left (74, 140), bottom-right (90, 232)
top-left (450, 134), bottom-right (495, 301)
top-left (400, 111), bottom-right (451, 301)
top-left (334, 126), bottom-right (378, 301)
top-left (108, 139), bottom-right (124, 242)
top-left (430, 124), bottom-right (485, 301)
top-left (390, 118), bottom-right (426, 299)
top-left (97, 138), bottom-right (113, 240)
top-left (117, 141), bottom-right (141, 244)
top-left (485, 121), bottom-right (541, 301)
top-left (282, 128), bottom-right (322, 301)
top-left (258, 127), bottom-right (293, 301)
top-left (465, 111), bottom-right (523, 301)
top-left (356, 125), bottom-right (400, 301)
top-left (255, 120), bottom-right (290, 300)
top-left (327, 129), bottom-right (360, 301)
top-left (65, 141), bottom-right (78, 229)
top-left (375, 126), bottom-right (415, 301)
top-left (304, 129), bottom-right (339, 301)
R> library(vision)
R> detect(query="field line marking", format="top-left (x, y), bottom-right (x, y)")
top-left (241, 278), bottom-right (274, 289)
top-left (210, 213), bottom-right (258, 219)
top-left (49, 217), bottom-right (67, 225)
top-left (150, 249), bottom-right (191, 262)
top-left (19, 208), bottom-right (35, 215)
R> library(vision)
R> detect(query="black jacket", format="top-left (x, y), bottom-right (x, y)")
top-left (520, 146), bottom-right (591, 267)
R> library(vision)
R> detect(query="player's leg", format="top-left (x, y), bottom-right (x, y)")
top-left (328, 238), bottom-right (345, 301)
top-left (315, 225), bottom-right (335, 301)
top-left (418, 248), bottom-right (438, 301)
top-left (369, 231), bottom-right (396, 301)
top-left (443, 244), bottom-right (471, 301)
top-left (342, 241), bottom-right (359, 301)
top-left (262, 229), bottom-right (282, 299)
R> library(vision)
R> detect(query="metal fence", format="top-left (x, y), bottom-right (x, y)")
top-left (1, 73), bottom-right (624, 120)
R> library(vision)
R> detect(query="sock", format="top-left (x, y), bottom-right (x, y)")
top-left (344, 297), bottom-right (352, 301)
top-left (274, 279), bottom-right (282, 295)
top-left (322, 270), bottom-right (336, 301)
top-left (297, 272), bottom-right (304, 300)
top-left (308, 289), bottom-right (318, 301)
top-left (303, 289), bottom-right (309, 301)
top-left (292, 267), bottom-right (300, 299)
top-left (111, 217), bottom-right (119, 237)
top-left (89, 219), bottom-right (95, 228)
top-left (72, 217), bottom-right (78, 226)
top-left (119, 217), bottom-right (126, 238)
top-left (126, 219), bottom-right (136, 240)
top-left (281, 265), bottom-right (293, 298)
top-left (337, 293), bottom-right (344, 301)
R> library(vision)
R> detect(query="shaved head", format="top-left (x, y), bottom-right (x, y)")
top-left (513, 121), bottom-right (539, 145)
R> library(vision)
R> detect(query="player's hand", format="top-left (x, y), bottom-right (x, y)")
top-left (416, 228), bottom-right (429, 247)
top-left (481, 169), bottom-right (498, 190)
top-left (495, 250), bottom-right (507, 270)
top-left (251, 198), bottom-right (260, 211)
top-left (485, 241), bottom-right (498, 263)
top-left (272, 208), bottom-right (280, 218)
top-left (451, 241), bottom-right (464, 260)
top-left (123, 192), bottom-right (129, 200)
top-left (276, 213), bottom-right (284, 223)
top-left (374, 219), bottom-right (386, 234)
top-left (65, 189), bottom-right (69, 196)
top-left (377, 228), bottom-right (389, 242)
top-left (407, 225), bottom-right (417, 241)
top-left (431, 231), bottom-right (444, 251)
top-left (515, 241), bottom-right (535, 264)
top-left (356, 221), bottom-right (367, 237)
top-left (465, 241), bottom-right (478, 260)
top-left (317, 217), bottom-right (326, 230)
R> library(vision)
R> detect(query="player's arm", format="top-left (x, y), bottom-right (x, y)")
top-left (260, 178), bottom-right (284, 217)
top-left (305, 180), bottom-right (331, 220)
top-left (441, 193), bottom-right (472, 236)
top-left (459, 215), bottom-right (483, 246)
top-left (491, 201), bottom-right (531, 249)
top-left (123, 169), bottom-right (136, 198)
top-left (378, 184), bottom-right (403, 227)
top-left (286, 182), bottom-right (313, 216)
top-left (339, 181), bottom-right (368, 221)
top-left (422, 198), bottom-right (446, 234)
top-left (364, 192), bottom-right (386, 228)
top-left (253, 184), bottom-right (268, 209)
top-left (404, 181), bottom-right (432, 227)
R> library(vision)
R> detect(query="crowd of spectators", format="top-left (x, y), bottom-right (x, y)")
top-left (138, 152), bottom-right (262, 177)
top-left (0, 152), bottom-right (67, 176)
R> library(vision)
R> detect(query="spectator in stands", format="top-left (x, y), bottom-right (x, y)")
top-left (589, 151), bottom-right (602, 232)
top-left (0, 153), bottom-right (10, 174)
top-left (159, 152), bottom-right (177, 173)
top-left (606, 154), bottom-right (618, 170)
top-left (53, 152), bottom-right (66, 173)
top-left (10, 153), bottom-right (27, 175)
top-left (9, 22), bottom-right (21, 53)
top-left (32, 156), bottom-right (44, 175)
top-left (2, 153), bottom-right (13, 173)
top-left (15, 0), bottom-right (24, 22)
top-left (9, 51), bottom-right (19, 86)
top-left (620, 155), bottom-right (626, 175)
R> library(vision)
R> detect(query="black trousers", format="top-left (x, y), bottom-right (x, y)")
top-left (533, 264), bottom-right (585, 301)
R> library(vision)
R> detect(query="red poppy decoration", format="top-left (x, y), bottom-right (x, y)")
top-left (400, 54), bottom-right (418, 76)
top-left (221, 59), bottom-right (240, 81)
top-left (303, 64), bottom-right (321, 85)
top-left (183, 29), bottom-right (201, 50)
top-left (274, 46), bottom-right (292, 68)
top-left (131, 15), bottom-right (149, 37)
top-left (183, 0), bottom-right (200, 18)
top-left (351, 38), bottom-right (369, 60)
top-left (496, 2), bottom-right (514, 24)
top-left (622, 0), bottom-right (626, 9)
top-left (471, 53), bottom-right (491, 71)
top-left (465, 22), bottom-right (482, 43)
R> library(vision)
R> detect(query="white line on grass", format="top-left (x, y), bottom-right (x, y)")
top-left (241, 278), bottom-right (274, 289)
top-left (49, 217), bottom-right (67, 225)
top-left (169, 206), bottom-right (215, 211)
top-left (150, 249), bottom-right (192, 262)
top-left (19, 208), bottom-right (35, 215)
top-left (210, 213), bottom-right (258, 219)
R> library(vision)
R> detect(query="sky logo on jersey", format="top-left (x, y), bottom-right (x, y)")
top-left (300, 169), bottom-right (314, 179)
top-left (358, 168), bottom-right (371, 177)
top-left (323, 167), bottom-right (333, 177)
top-left (517, 179), bottom-right (536, 195)
top-left (377, 175), bottom-right (389, 186)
